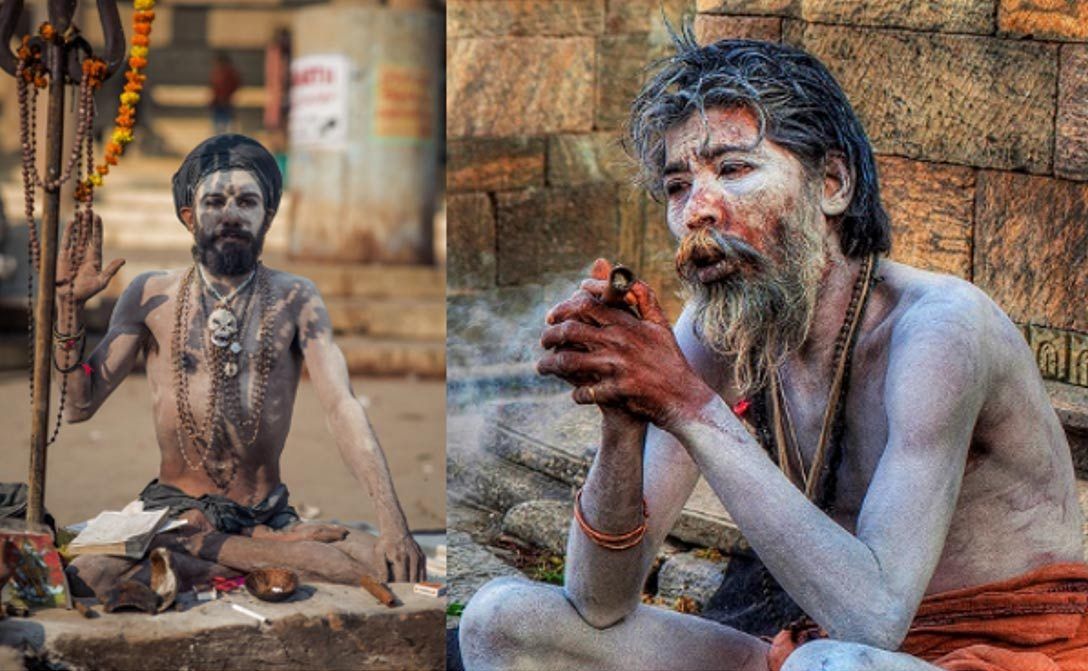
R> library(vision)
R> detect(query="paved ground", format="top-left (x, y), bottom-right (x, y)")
top-left (0, 370), bottom-right (445, 531)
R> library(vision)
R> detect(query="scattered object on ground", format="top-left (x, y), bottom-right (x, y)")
top-left (212, 576), bottom-right (245, 593)
top-left (194, 587), bottom-right (217, 602)
top-left (103, 580), bottom-right (161, 614)
top-left (447, 601), bottom-right (465, 617)
top-left (413, 581), bottom-right (447, 598)
top-left (149, 548), bottom-right (178, 612)
top-left (244, 568), bottom-right (298, 602)
top-left (68, 501), bottom-right (171, 559)
top-left (231, 602), bottom-right (270, 625)
top-left (73, 600), bottom-right (97, 618)
top-left (0, 524), bottom-right (70, 609)
top-left (360, 575), bottom-right (397, 607)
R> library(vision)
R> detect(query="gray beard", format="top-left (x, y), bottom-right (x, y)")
top-left (683, 215), bottom-right (827, 399)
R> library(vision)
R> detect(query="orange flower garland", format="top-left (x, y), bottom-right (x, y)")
top-left (85, 0), bottom-right (155, 190)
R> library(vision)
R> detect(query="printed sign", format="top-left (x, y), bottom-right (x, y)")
top-left (289, 54), bottom-right (350, 149)
top-left (373, 64), bottom-right (433, 141)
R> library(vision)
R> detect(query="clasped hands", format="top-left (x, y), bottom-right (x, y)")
top-left (537, 259), bottom-right (712, 431)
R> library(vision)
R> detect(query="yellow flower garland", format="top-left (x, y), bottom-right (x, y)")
top-left (85, 0), bottom-right (155, 189)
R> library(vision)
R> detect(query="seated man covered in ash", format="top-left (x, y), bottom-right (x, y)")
top-left (459, 36), bottom-right (1088, 671)
top-left (60, 134), bottom-right (425, 599)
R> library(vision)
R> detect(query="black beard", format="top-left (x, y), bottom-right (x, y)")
top-left (192, 228), bottom-right (264, 276)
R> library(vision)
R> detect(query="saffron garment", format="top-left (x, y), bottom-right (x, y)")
top-left (138, 479), bottom-right (299, 534)
top-left (768, 563), bottom-right (1088, 671)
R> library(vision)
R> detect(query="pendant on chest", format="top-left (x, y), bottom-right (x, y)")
top-left (207, 307), bottom-right (240, 350)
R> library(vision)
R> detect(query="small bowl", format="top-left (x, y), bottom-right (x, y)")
top-left (245, 568), bottom-right (299, 602)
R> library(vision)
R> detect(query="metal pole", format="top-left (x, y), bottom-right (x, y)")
top-left (26, 38), bottom-right (66, 527)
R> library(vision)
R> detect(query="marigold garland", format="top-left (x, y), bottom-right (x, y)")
top-left (84, 0), bottom-right (156, 190)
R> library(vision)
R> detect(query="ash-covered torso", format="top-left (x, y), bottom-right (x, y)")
top-left (723, 259), bottom-right (1084, 595)
top-left (132, 267), bottom-right (323, 508)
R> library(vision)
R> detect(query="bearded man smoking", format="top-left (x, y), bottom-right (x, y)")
top-left (458, 37), bottom-right (1087, 671)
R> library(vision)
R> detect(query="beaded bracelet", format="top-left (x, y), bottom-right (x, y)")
top-left (573, 487), bottom-right (649, 551)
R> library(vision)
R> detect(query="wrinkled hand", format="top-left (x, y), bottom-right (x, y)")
top-left (377, 533), bottom-right (426, 582)
top-left (537, 259), bottom-right (714, 430)
top-left (56, 215), bottom-right (125, 304)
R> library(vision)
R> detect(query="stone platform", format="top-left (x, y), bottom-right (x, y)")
top-left (0, 583), bottom-right (444, 671)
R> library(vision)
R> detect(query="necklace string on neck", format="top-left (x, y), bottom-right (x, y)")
top-left (768, 253), bottom-right (878, 504)
top-left (196, 262), bottom-right (258, 305)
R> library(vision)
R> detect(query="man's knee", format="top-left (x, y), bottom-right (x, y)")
top-left (780, 639), bottom-right (883, 671)
top-left (460, 577), bottom-right (567, 664)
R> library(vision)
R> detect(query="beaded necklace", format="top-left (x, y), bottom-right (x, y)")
top-left (171, 263), bottom-right (277, 489)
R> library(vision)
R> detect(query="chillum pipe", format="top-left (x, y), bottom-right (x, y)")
top-left (601, 264), bottom-right (641, 319)
top-left (26, 36), bottom-right (66, 527)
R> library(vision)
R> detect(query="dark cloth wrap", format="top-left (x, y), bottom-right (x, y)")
top-left (138, 480), bottom-right (298, 534)
top-left (171, 134), bottom-right (283, 225)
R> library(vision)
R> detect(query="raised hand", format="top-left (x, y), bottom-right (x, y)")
top-left (56, 214), bottom-right (125, 304)
top-left (538, 258), bottom-right (715, 430)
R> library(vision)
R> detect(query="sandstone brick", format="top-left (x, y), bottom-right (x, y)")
top-left (975, 172), bottom-right (1088, 332)
top-left (596, 34), bottom-right (672, 130)
top-left (448, 37), bottom-right (595, 138)
top-left (496, 184), bottom-right (620, 285)
top-left (876, 156), bottom-right (974, 280)
top-left (639, 196), bottom-right (687, 322)
top-left (999, 0), bottom-right (1088, 41)
top-left (802, 0), bottom-right (995, 33)
top-left (1070, 332), bottom-right (1088, 387)
top-left (618, 184), bottom-right (650, 273)
top-left (547, 132), bottom-right (634, 185)
top-left (1058, 45), bottom-right (1088, 181)
top-left (696, 0), bottom-right (800, 17)
top-left (448, 0), bottom-right (605, 37)
top-left (791, 25), bottom-right (1057, 173)
top-left (448, 193), bottom-right (497, 290)
top-left (605, 0), bottom-right (695, 34)
top-left (448, 137), bottom-right (547, 192)
top-left (1029, 324), bottom-right (1071, 382)
top-left (694, 14), bottom-right (782, 43)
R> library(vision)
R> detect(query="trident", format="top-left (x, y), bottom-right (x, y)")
top-left (0, 0), bottom-right (125, 526)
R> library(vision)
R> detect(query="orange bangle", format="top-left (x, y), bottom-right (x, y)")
top-left (573, 488), bottom-right (648, 550)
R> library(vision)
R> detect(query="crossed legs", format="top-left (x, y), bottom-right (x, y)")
top-left (458, 577), bottom-right (940, 671)
top-left (67, 523), bottom-right (385, 599)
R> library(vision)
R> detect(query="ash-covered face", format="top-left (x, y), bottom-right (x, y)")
top-left (183, 169), bottom-right (268, 276)
top-left (662, 106), bottom-right (830, 396)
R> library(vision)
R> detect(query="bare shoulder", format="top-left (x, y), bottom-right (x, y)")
top-left (881, 262), bottom-right (1009, 366)
top-left (109, 268), bottom-right (182, 325)
top-left (261, 266), bottom-right (321, 302)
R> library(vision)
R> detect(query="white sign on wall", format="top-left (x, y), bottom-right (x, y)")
top-left (289, 54), bottom-right (350, 149)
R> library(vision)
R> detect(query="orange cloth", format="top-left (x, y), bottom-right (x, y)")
top-left (767, 563), bottom-right (1088, 671)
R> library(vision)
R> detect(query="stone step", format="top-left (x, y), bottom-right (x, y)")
top-left (99, 251), bottom-right (445, 302)
top-left (0, 332), bottom-right (444, 378)
top-left (326, 296), bottom-right (445, 341)
top-left (335, 334), bottom-right (444, 378)
top-left (447, 410), bottom-right (570, 514)
top-left (0, 583), bottom-right (443, 671)
top-left (483, 394), bottom-right (745, 551)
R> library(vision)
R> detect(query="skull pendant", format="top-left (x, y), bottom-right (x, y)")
top-left (207, 308), bottom-right (238, 348)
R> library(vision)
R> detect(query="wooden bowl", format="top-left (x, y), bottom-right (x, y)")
top-left (244, 568), bottom-right (299, 602)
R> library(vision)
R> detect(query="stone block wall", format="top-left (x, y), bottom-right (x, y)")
top-left (447, 0), bottom-right (1088, 397)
